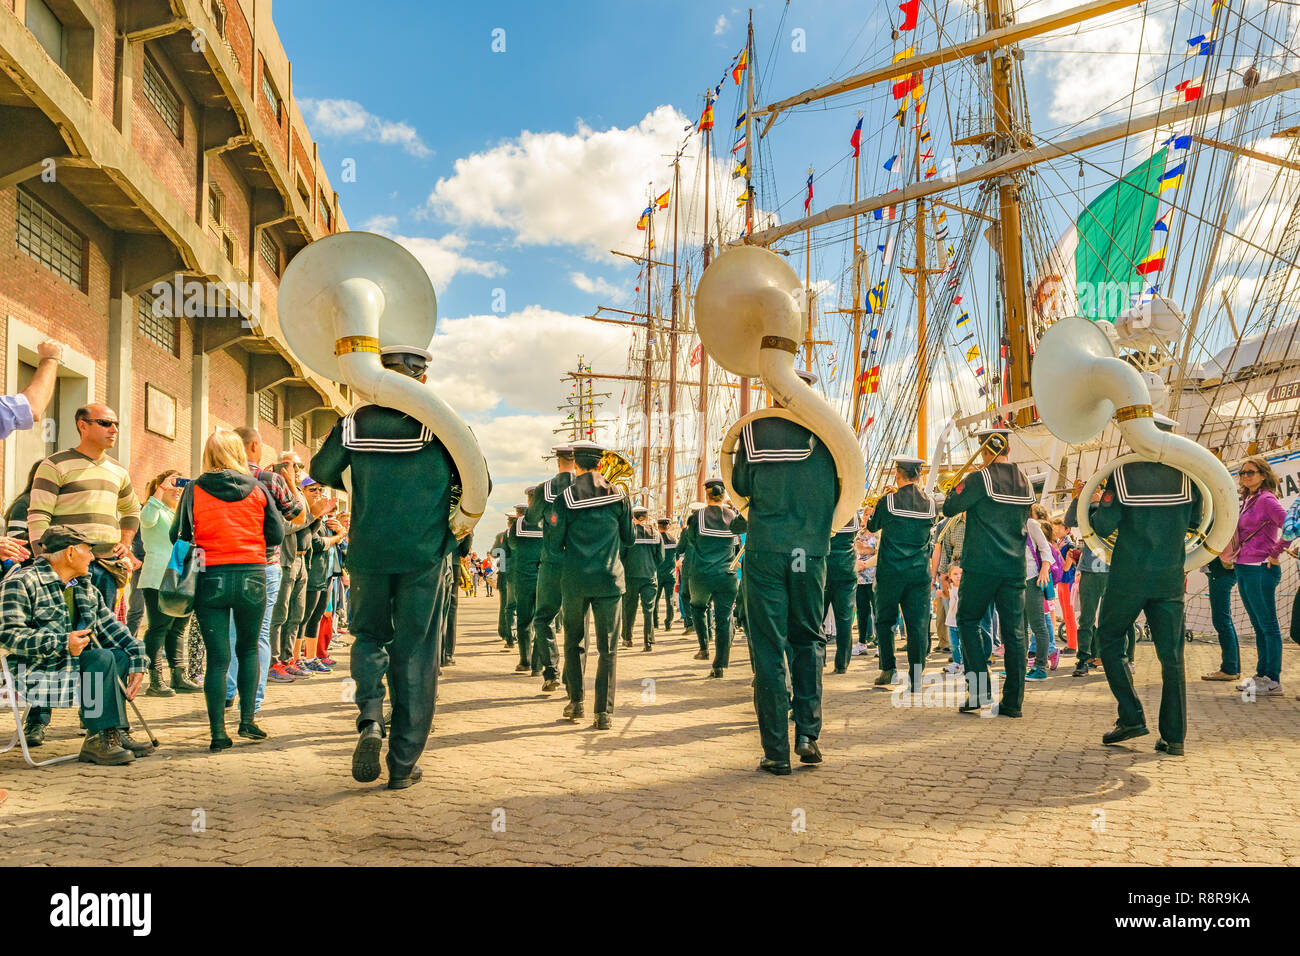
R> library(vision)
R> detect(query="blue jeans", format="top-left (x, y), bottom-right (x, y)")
top-left (1208, 570), bottom-right (1240, 674)
top-left (1235, 563), bottom-right (1282, 681)
top-left (948, 625), bottom-right (962, 665)
top-left (225, 562), bottom-right (282, 712)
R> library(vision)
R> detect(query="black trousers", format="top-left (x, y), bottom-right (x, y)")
top-left (140, 587), bottom-right (188, 668)
top-left (350, 561), bottom-right (449, 779)
top-left (691, 571), bottom-right (739, 668)
top-left (679, 570), bottom-right (694, 630)
top-left (1098, 587), bottom-right (1186, 744)
top-left (622, 578), bottom-right (657, 648)
top-left (874, 572), bottom-right (931, 680)
top-left (497, 574), bottom-right (516, 644)
top-left (126, 566), bottom-right (145, 638)
top-left (532, 562), bottom-right (562, 681)
top-left (655, 576), bottom-right (675, 627)
top-left (514, 567), bottom-right (539, 670)
top-left (442, 587), bottom-right (458, 665)
top-left (194, 567), bottom-right (266, 734)
top-left (823, 575), bottom-right (857, 671)
top-left (855, 581), bottom-right (874, 646)
top-left (743, 550), bottom-right (826, 763)
top-left (1076, 569), bottom-right (1108, 659)
top-left (956, 570), bottom-right (1027, 713)
top-left (301, 587), bottom-right (329, 646)
top-left (561, 583), bottom-right (621, 714)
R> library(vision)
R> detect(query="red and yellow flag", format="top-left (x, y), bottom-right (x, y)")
top-left (732, 48), bottom-right (748, 84)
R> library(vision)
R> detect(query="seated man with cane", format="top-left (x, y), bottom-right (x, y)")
top-left (0, 526), bottom-right (149, 764)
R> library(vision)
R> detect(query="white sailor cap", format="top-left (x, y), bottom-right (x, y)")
top-left (1153, 413), bottom-right (1178, 432)
top-left (688, 501), bottom-right (707, 511)
top-left (796, 369), bottom-right (819, 386)
top-left (514, 503), bottom-right (529, 513)
top-left (703, 476), bottom-right (726, 491)
top-left (569, 440), bottom-right (605, 455)
top-left (632, 505), bottom-right (649, 516)
top-left (974, 426), bottom-right (1012, 438)
top-left (379, 345), bottom-right (433, 361)
top-left (552, 443), bottom-right (575, 457)
top-left (891, 455), bottom-right (925, 468)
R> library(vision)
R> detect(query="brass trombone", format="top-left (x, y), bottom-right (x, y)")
top-left (932, 432), bottom-right (1003, 548)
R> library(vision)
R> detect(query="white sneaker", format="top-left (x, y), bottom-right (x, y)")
top-left (943, 662), bottom-right (964, 675)
top-left (1236, 677), bottom-right (1257, 691)
top-left (1258, 678), bottom-right (1283, 696)
top-left (851, 644), bottom-right (867, 657)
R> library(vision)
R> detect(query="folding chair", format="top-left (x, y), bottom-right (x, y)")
top-left (0, 646), bottom-right (76, 768)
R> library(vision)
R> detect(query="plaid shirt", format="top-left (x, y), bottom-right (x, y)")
top-left (0, 559), bottom-right (145, 709)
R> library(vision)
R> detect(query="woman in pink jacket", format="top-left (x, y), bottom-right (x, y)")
top-left (1228, 458), bottom-right (1287, 696)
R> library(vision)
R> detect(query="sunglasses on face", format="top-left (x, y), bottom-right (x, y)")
top-left (1239, 469), bottom-right (1260, 476)
top-left (83, 418), bottom-right (119, 428)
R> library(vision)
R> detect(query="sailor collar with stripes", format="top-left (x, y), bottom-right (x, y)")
top-left (540, 471), bottom-right (572, 503)
top-left (1112, 461), bottom-right (1193, 507)
top-left (884, 485), bottom-right (937, 519)
top-left (341, 405), bottom-right (434, 453)
top-left (741, 419), bottom-right (814, 462)
top-left (514, 516), bottom-right (543, 538)
top-left (562, 472), bottom-right (624, 510)
top-left (633, 524), bottom-right (662, 544)
top-left (698, 504), bottom-right (738, 538)
top-left (835, 513), bottom-right (862, 534)
top-left (976, 462), bottom-right (1035, 506)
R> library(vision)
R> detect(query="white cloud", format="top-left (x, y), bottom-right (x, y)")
top-left (570, 271), bottom-right (624, 300)
top-left (424, 106), bottom-right (770, 260)
top-left (361, 220), bottom-right (504, 293)
top-left (714, 14), bottom-right (729, 35)
top-left (299, 98), bottom-right (432, 158)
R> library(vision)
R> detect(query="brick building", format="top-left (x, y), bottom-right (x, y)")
top-left (0, 0), bottom-right (352, 506)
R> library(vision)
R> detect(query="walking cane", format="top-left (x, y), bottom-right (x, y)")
top-left (87, 632), bottom-right (160, 748)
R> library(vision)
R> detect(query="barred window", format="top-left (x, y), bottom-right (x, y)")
top-left (291, 417), bottom-right (305, 445)
top-left (208, 186), bottom-right (222, 225)
top-left (261, 70), bottom-right (282, 122)
top-left (258, 390), bottom-right (277, 424)
top-left (143, 54), bottom-right (182, 140)
top-left (260, 230), bottom-right (279, 274)
top-left (319, 192), bottom-right (332, 231)
top-left (137, 294), bottom-right (177, 354)
top-left (16, 188), bottom-right (84, 289)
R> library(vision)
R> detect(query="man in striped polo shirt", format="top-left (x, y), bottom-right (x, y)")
top-left (25, 403), bottom-right (140, 610)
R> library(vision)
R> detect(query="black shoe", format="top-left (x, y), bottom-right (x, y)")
top-left (958, 702), bottom-right (984, 714)
top-left (541, 679), bottom-right (560, 692)
top-left (643, 645), bottom-right (653, 653)
top-left (996, 708), bottom-right (1022, 718)
top-left (23, 723), bottom-right (45, 748)
top-left (622, 639), bottom-right (633, 648)
top-left (209, 735), bottom-right (233, 753)
top-left (514, 663), bottom-right (530, 672)
top-left (1102, 721), bottom-right (1149, 746)
top-left (120, 730), bottom-right (155, 757)
top-left (1072, 663), bottom-right (1090, 677)
top-left (224, 697), bottom-right (235, 710)
top-left (873, 669), bottom-right (895, 686)
top-left (171, 669), bottom-right (202, 693)
top-left (237, 721), bottom-right (268, 742)
top-left (707, 667), bottom-right (723, 679)
top-left (563, 700), bottom-right (584, 722)
top-left (593, 713), bottom-right (611, 730)
top-left (388, 765), bottom-right (423, 790)
top-left (352, 723), bottom-right (383, 782)
top-left (445, 658), bottom-right (456, 666)
top-left (833, 667), bottom-right (847, 674)
top-left (758, 757), bottom-right (792, 776)
top-left (795, 735), bottom-right (822, 764)
top-left (1155, 738), bottom-right (1185, 756)
top-left (692, 650), bottom-right (709, 660)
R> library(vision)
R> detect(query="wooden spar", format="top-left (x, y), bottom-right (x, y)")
top-left (740, 9), bottom-right (756, 415)
top-left (914, 95), bottom-right (928, 457)
top-left (642, 189), bottom-right (654, 506)
top-left (755, 0), bottom-right (1146, 120)
top-left (931, 197), bottom-right (997, 223)
top-left (666, 155), bottom-right (681, 518)
top-left (987, 0), bottom-right (1032, 427)
top-left (1194, 134), bottom-right (1300, 172)
top-left (805, 205), bottom-right (813, 372)
top-left (568, 370), bottom-right (766, 390)
top-left (609, 249), bottom-right (673, 268)
top-left (742, 66), bottom-right (1300, 248)
top-left (851, 115), bottom-right (864, 430)
top-left (697, 105), bottom-right (712, 502)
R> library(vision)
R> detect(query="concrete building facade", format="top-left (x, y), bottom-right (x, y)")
top-left (0, 0), bottom-right (352, 506)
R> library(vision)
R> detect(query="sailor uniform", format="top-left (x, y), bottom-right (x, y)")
top-left (310, 403), bottom-right (458, 781)
top-left (553, 471), bottom-right (634, 717)
top-left (941, 460), bottom-right (1035, 714)
top-left (492, 528), bottom-right (517, 646)
top-left (1091, 460), bottom-right (1202, 748)
top-left (508, 512), bottom-right (545, 672)
top-left (687, 504), bottom-right (741, 672)
top-left (867, 485), bottom-right (938, 685)
top-left (621, 523), bottom-right (664, 649)
top-left (824, 514), bottom-right (862, 673)
top-left (731, 416), bottom-right (838, 765)
top-left (676, 531), bottom-right (695, 633)
top-left (525, 471), bottom-right (572, 685)
top-left (442, 535), bottom-right (472, 666)
top-left (655, 531), bottom-right (678, 628)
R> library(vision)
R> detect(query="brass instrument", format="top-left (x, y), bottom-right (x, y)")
top-left (863, 485), bottom-right (897, 509)
top-left (932, 432), bottom-right (1003, 549)
top-left (457, 556), bottom-right (473, 593)
top-left (598, 449), bottom-right (636, 498)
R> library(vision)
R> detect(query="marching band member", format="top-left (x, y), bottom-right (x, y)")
top-left (940, 427), bottom-right (1036, 718)
top-left (731, 369), bottom-right (838, 774)
top-left (677, 505), bottom-right (702, 638)
top-left (508, 496), bottom-right (544, 675)
top-left (554, 441), bottom-right (634, 730)
top-left (310, 345), bottom-right (458, 790)
top-left (621, 506), bottom-right (663, 652)
top-left (526, 444), bottom-right (577, 693)
top-left (867, 456), bottom-right (937, 691)
top-left (825, 510), bottom-right (862, 675)
top-left (1091, 414), bottom-right (1202, 756)
top-left (689, 479), bottom-right (741, 679)
top-left (492, 517), bottom-right (516, 651)
top-left (654, 517), bottom-right (677, 630)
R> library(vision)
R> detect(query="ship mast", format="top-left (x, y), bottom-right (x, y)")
top-left (666, 154), bottom-right (681, 517)
top-left (697, 95), bottom-right (713, 502)
top-left (740, 8), bottom-right (757, 415)
top-left (641, 186), bottom-right (655, 506)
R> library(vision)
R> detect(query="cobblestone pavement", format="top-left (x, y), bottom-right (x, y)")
top-left (4, 596), bottom-right (1300, 866)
